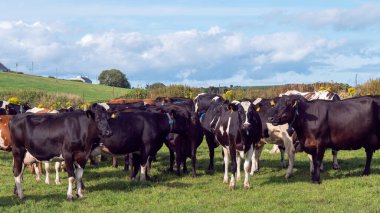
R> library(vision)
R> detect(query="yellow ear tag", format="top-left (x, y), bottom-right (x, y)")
top-left (230, 109), bottom-right (234, 113)
top-left (270, 100), bottom-right (275, 106)
top-left (111, 114), bottom-right (116, 119)
top-left (256, 107), bottom-right (260, 112)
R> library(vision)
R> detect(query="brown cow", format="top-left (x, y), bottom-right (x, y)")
top-left (0, 115), bottom-right (13, 151)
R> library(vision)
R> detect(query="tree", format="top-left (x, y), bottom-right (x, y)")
top-left (146, 82), bottom-right (166, 90)
top-left (98, 69), bottom-right (131, 88)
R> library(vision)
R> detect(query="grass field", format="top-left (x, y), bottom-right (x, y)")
top-left (0, 72), bottom-right (132, 102)
top-left (1, 142), bottom-right (380, 212)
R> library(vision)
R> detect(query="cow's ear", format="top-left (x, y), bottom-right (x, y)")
top-left (228, 103), bottom-right (238, 112)
top-left (86, 110), bottom-right (95, 119)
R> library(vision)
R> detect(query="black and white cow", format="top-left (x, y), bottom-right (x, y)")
top-left (10, 103), bottom-right (112, 200)
top-left (194, 93), bottom-right (224, 171)
top-left (213, 100), bottom-right (262, 189)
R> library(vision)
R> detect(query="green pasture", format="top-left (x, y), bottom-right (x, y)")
top-left (1, 142), bottom-right (379, 212)
top-left (0, 72), bottom-right (132, 102)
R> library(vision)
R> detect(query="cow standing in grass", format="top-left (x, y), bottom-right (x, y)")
top-left (11, 103), bottom-right (112, 200)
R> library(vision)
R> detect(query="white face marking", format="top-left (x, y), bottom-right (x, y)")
top-left (195, 102), bottom-right (199, 112)
top-left (98, 102), bottom-right (110, 110)
top-left (231, 100), bottom-right (240, 105)
top-left (1, 101), bottom-right (9, 108)
top-left (240, 101), bottom-right (251, 126)
top-left (211, 96), bottom-right (220, 102)
top-left (226, 116), bottom-right (232, 134)
top-left (252, 98), bottom-right (262, 105)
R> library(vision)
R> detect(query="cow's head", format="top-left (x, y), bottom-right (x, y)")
top-left (87, 103), bottom-right (113, 137)
top-left (230, 100), bottom-right (257, 137)
top-left (268, 95), bottom-right (303, 126)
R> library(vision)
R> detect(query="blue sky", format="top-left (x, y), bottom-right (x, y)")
top-left (1, 0), bottom-right (380, 87)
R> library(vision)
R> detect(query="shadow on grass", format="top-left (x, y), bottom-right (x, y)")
top-left (0, 193), bottom-right (64, 207)
top-left (258, 156), bottom-right (380, 185)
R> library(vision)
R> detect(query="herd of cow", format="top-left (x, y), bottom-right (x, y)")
top-left (1, 90), bottom-right (379, 201)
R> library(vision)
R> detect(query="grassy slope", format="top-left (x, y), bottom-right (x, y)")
top-left (1, 143), bottom-right (379, 212)
top-left (0, 72), bottom-right (131, 102)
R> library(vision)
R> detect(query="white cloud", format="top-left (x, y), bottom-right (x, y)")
top-left (1, 20), bottom-right (379, 87)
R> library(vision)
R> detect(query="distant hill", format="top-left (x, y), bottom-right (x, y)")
top-left (0, 72), bottom-right (132, 102)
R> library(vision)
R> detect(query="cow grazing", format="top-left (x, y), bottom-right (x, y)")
top-left (11, 103), bottom-right (112, 200)
top-left (214, 100), bottom-right (262, 189)
top-left (96, 107), bottom-right (191, 181)
top-left (195, 93), bottom-right (224, 171)
top-left (268, 95), bottom-right (380, 183)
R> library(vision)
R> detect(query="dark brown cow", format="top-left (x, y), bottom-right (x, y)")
top-left (268, 95), bottom-right (380, 183)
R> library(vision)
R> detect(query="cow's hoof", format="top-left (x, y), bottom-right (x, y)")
top-left (332, 164), bottom-right (341, 170)
top-left (311, 179), bottom-right (321, 184)
top-left (45, 180), bottom-right (50, 185)
top-left (236, 176), bottom-right (241, 182)
top-left (362, 171), bottom-right (370, 176)
top-left (244, 183), bottom-right (251, 189)
top-left (55, 180), bottom-right (61, 185)
top-left (67, 195), bottom-right (73, 201)
top-left (223, 177), bottom-right (229, 184)
top-left (229, 183), bottom-right (236, 190)
top-left (285, 173), bottom-right (293, 179)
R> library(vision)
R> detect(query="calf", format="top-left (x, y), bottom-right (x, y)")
top-left (268, 95), bottom-right (380, 183)
top-left (11, 103), bottom-right (112, 200)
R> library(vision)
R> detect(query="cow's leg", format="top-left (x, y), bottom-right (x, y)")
top-left (168, 148), bottom-right (175, 173)
top-left (130, 153), bottom-right (140, 180)
top-left (34, 163), bottom-right (41, 181)
top-left (332, 150), bottom-right (340, 170)
top-left (183, 157), bottom-right (188, 174)
top-left (362, 148), bottom-right (373, 176)
top-left (38, 162), bottom-right (43, 176)
top-left (13, 148), bottom-right (26, 199)
top-left (222, 147), bottom-right (230, 183)
top-left (236, 155), bottom-right (241, 182)
top-left (100, 153), bottom-right (107, 161)
top-left (243, 145), bottom-right (254, 189)
top-left (65, 157), bottom-right (75, 201)
top-left (308, 154), bottom-right (314, 175)
top-left (112, 156), bottom-right (118, 168)
top-left (124, 154), bottom-right (130, 172)
top-left (311, 148), bottom-right (325, 184)
top-left (44, 162), bottom-right (50, 184)
top-left (205, 132), bottom-right (215, 172)
top-left (55, 162), bottom-right (61, 185)
top-left (191, 148), bottom-right (197, 177)
top-left (229, 147), bottom-right (237, 190)
top-left (140, 155), bottom-right (149, 181)
top-left (74, 163), bottom-right (84, 198)
top-left (279, 145), bottom-right (286, 168)
top-left (175, 143), bottom-right (182, 176)
top-left (269, 144), bottom-right (280, 154)
top-left (282, 133), bottom-right (295, 178)
top-left (250, 144), bottom-right (264, 175)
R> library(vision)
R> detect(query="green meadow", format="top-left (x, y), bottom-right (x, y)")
top-left (1, 143), bottom-right (379, 212)
top-left (0, 72), bottom-right (132, 102)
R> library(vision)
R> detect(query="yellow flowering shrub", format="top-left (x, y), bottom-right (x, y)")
top-left (8, 97), bottom-right (21, 104)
